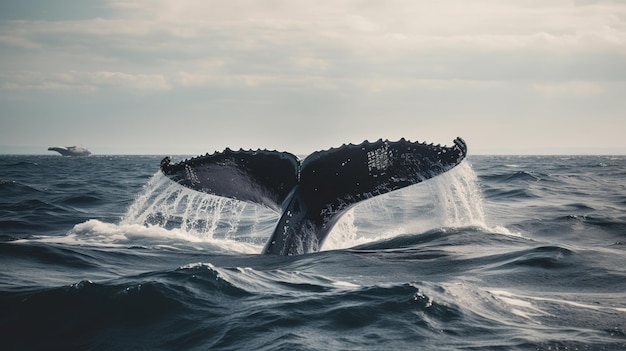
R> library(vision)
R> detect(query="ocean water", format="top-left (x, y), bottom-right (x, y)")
top-left (1, 154), bottom-right (625, 350)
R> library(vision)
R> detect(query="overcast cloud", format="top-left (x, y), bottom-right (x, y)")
top-left (1, 0), bottom-right (625, 155)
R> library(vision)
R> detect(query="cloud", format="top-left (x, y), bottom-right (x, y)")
top-left (2, 0), bottom-right (625, 93)
top-left (90, 71), bottom-right (171, 90)
top-left (533, 81), bottom-right (605, 98)
top-left (1, 70), bottom-right (170, 92)
top-left (1, 0), bottom-right (626, 154)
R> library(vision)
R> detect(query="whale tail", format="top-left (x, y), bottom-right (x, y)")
top-left (160, 137), bottom-right (467, 255)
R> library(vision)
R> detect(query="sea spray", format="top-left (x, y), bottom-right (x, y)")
top-left (325, 162), bottom-right (490, 249)
top-left (426, 160), bottom-right (517, 237)
top-left (323, 209), bottom-right (360, 250)
top-left (326, 160), bottom-right (490, 249)
top-left (121, 161), bottom-right (497, 250)
top-left (428, 161), bottom-right (487, 228)
top-left (121, 172), bottom-right (274, 243)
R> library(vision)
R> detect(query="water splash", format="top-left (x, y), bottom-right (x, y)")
top-left (121, 172), bottom-right (275, 244)
top-left (121, 161), bottom-right (508, 252)
top-left (324, 209), bottom-right (361, 250)
top-left (428, 161), bottom-right (487, 228)
top-left (427, 161), bottom-right (516, 236)
top-left (324, 160), bottom-right (500, 250)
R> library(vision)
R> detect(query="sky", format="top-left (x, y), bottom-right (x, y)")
top-left (1, 0), bottom-right (625, 155)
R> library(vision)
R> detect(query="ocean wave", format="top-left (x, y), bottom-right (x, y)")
top-left (3, 161), bottom-right (39, 167)
top-left (2, 155), bottom-right (626, 350)
top-left (57, 194), bottom-right (103, 206)
top-left (480, 170), bottom-right (543, 183)
top-left (0, 179), bottom-right (46, 195)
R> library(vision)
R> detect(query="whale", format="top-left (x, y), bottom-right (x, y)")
top-left (160, 137), bottom-right (467, 255)
top-left (48, 146), bottom-right (91, 157)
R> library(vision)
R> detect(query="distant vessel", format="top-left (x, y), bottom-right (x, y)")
top-left (48, 146), bottom-right (91, 157)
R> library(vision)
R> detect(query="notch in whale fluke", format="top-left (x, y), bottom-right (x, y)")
top-left (160, 137), bottom-right (468, 255)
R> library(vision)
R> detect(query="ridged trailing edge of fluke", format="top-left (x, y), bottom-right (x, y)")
top-left (160, 137), bottom-right (467, 255)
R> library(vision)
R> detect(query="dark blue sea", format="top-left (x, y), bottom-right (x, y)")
top-left (1, 154), bottom-right (625, 350)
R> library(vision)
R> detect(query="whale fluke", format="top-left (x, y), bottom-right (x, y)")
top-left (48, 146), bottom-right (91, 157)
top-left (160, 137), bottom-right (467, 255)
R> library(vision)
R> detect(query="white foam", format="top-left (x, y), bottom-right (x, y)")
top-left (34, 219), bottom-right (260, 253)
top-left (488, 289), bottom-right (549, 319)
top-left (488, 289), bottom-right (626, 316)
top-left (331, 280), bottom-right (361, 289)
